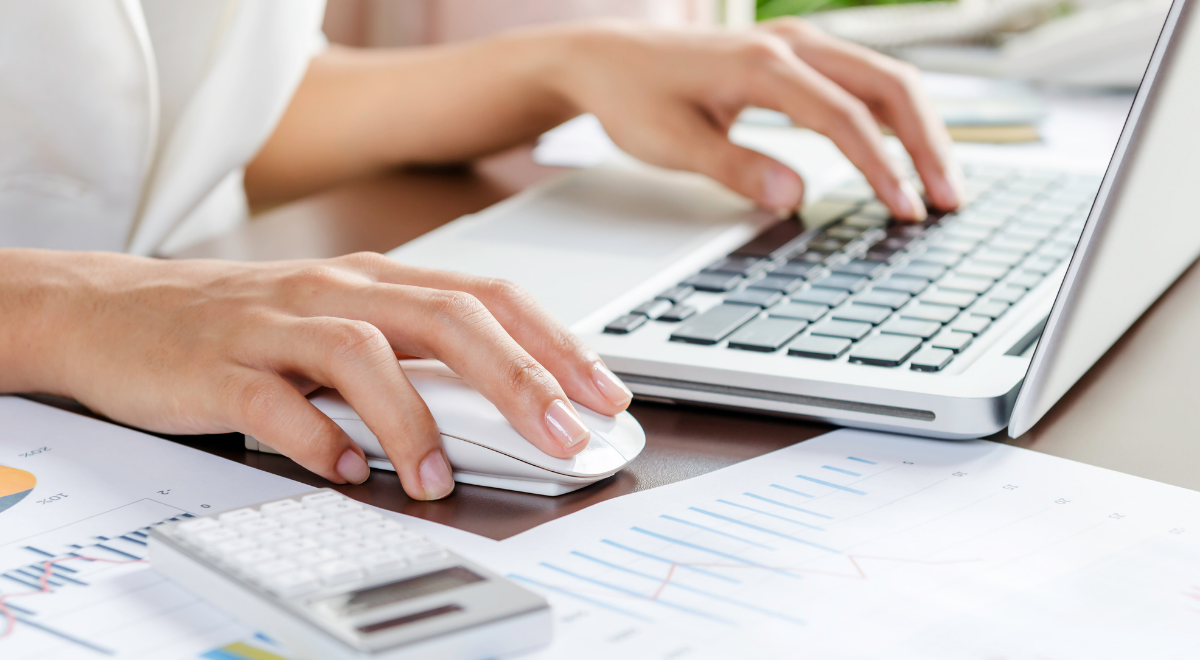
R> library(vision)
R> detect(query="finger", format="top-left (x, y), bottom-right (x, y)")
top-left (333, 253), bottom-right (634, 417)
top-left (762, 20), bottom-right (963, 211)
top-left (739, 40), bottom-right (927, 221)
top-left (246, 315), bottom-right (454, 501)
top-left (220, 367), bottom-right (371, 486)
top-left (289, 277), bottom-right (593, 460)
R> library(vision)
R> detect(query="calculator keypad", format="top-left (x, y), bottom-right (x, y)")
top-left (175, 492), bottom-right (447, 598)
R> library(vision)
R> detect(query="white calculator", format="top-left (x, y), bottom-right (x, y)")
top-left (148, 490), bottom-right (551, 660)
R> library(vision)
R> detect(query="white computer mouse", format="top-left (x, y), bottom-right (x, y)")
top-left (304, 360), bottom-right (645, 496)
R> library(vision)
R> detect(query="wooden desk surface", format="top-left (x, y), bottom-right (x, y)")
top-left (173, 146), bottom-right (1200, 540)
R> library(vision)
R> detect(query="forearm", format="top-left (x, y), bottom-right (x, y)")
top-left (245, 27), bottom-right (584, 206)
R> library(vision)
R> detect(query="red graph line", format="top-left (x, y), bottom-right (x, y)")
top-left (0, 555), bottom-right (147, 640)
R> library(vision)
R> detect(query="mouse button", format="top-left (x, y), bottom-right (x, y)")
top-left (594, 412), bottom-right (647, 461)
top-left (441, 436), bottom-right (566, 482)
top-left (561, 435), bottom-right (628, 477)
top-left (573, 405), bottom-right (619, 434)
top-left (308, 388), bottom-right (358, 420)
top-left (338, 419), bottom-right (387, 460)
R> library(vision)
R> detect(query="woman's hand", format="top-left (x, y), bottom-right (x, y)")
top-left (0, 249), bottom-right (633, 500)
top-left (549, 19), bottom-right (962, 220)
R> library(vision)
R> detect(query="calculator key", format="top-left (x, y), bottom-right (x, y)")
top-left (232, 548), bottom-right (279, 567)
top-left (401, 543), bottom-right (448, 564)
top-left (990, 285), bottom-right (1026, 304)
top-left (938, 274), bottom-right (994, 294)
top-left (810, 273), bottom-right (868, 292)
top-left (920, 289), bottom-right (977, 308)
top-left (193, 528), bottom-right (239, 547)
top-left (670, 304), bottom-right (760, 345)
top-left (772, 261), bottom-right (822, 279)
top-left (604, 314), bottom-right (647, 335)
top-left (787, 335), bottom-right (852, 360)
top-left (874, 275), bottom-right (928, 295)
top-left (259, 500), bottom-right (303, 517)
top-left (749, 275), bottom-right (804, 294)
top-left (219, 509), bottom-right (262, 525)
top-left (295, 548), bottom-right (341, 567)
top-left (316, 559), bottom-right (365, 586)
top-left (910, 348), bottom-right (955, 372)
top-left (725, 288), bottom-right (783, 308)
top-left (177, 518), bottom-right (220, 537)
top-left (727, 318), bottom-right (807, 352)
top-left (632, 299), bottom-right (673, 319)
top-left (655, 285), bottom-right (695, 304)
top-left (972, 301), bottom-right (1011, 319)
top-left (256, 529), bottom-right (301, 546)
top-left (705, 255), bottom-right (768, 276)
top-left (339, 511), bottom-right (383, 528)
top-left (337, 540), bottom-right (385, 557)
top-left (900, 303), bottom-right (959, 324)
top-left (297, 519), bottom-right (342, 536)
top-left (809, 319), bottom-right (873, 341)
top-left (768, 302), bottom-right (828, 322)
top-left (301, 492), bottom-right (344, 507)
top-left (214, 538), bottom-right (258, 556)
top-left (790, 287), bottom-right (849, 307)
top-left (264, 569), bottom-right (320, 598)
top-left (361, 552), bottom-right (408, 576)
top-left (931, 330), bottom-right (974, 353)
top-left (831, 304), bottom-right (892, 325)
top-left (895, 263), bottom-right (946, 281)
top-left (236, 519), bottom-right (282, 536)
top-left (834, 259), bottom-right (887, 279)
top-left (848, 334), bottom-right (922, 367)
top-left (658, 304), bottom-right (697, 323)
top-left (319, 501), bottom-right (363, 518)
top-left (278, 509), bottom-right (321, 526)
top-left (275, 538), bottom-right (323, 556)
top-left (879, 318), bottom-right (942, 339)
top-left (683, 272), bottom-right (742, 292)
top-left (358, 520), bottom-right (406, 537)
top-left (854, 289), bottom-right (910, 309)
top-left (317, 530), bottom-right (363, 547)
top-left (379, 531), bottom-right (424, 547)
top-left (251, 558), bottom-right (298, 579)
top-left (951, 315), bottom-right (991, 335)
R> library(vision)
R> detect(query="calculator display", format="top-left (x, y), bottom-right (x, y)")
top-left (336, 566), bottom-right (485, 616)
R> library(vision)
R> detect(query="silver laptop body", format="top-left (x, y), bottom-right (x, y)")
top-left (390, 0), bottom-right (1200, 440)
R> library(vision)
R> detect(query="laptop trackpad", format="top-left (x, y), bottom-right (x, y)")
top-left (387, 167), bottom-right (764, 327)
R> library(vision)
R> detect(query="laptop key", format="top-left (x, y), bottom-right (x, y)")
top-left (938, 274), bottom-right (994, 294)
top-left (727, 318), bottom-right (808, 352)
top-left (734, 218), bottom-right (807, 258)
top-left (823, 225), bottom-right (864, 241)
top-left (632, 299), bottom-right (673, 319)
top-left (772, 261), bottom-right (823, 279)
top-left (683, 272), bottom-right (742, 292)
top-left (931, 329), bottom-right (974, 352)
top-left (875, 275), bottom-right (929, 295)
top-left (669, 304), bottom-right (760, 345)
top-left (790, 287), bottom-right (850, 307)
top-left (920, 289), bottom-right (977, 308)
top-left (879, 318), bottom-right (941, 339)
top-left (990, 285), bottom-right (1026, 304)
top-left (910, 347), bottom-right (955, 372)
top-left (787, 335), bottom-right (852, 360)
top-left (971, 300), bottom-right (1010, 319)
top-left (725, 288), bottom-right (784, 308)
top-left (705, 255), bottom-right (768, 277)
top-left (1008, 271), bottom-right (1043, 289)
top-left (1024, 256), bottom-right (1061, 274)
top-left (849, 334), bottom-right (923, 367)
top-left (974, 248), bottom-right (1026, 266)
top-left (809, 319), bottom-right (873, 341)
top-left (900, 303), bottom-right (959, 324)
top-left (951, 315), bottom-right (990, 335)
top-left (855, 289), bottom-right (911, 309)
top-left (604, 314), bottom-right (647, 335)
top-left (831, 304), bottom-right (892, 325)
top-left (655, 285), bottom-right (695, 304)
top-left (749, 275), bottom-right (804, 294)
top-left (955, 260), bottom-right (1010, 280)
top-left (769, 302), bottom-right (829, 322)
top-left (895, 263), bottom-right (946, 281)
top-left (910, 249), bottom-right (963, 268)
top-left (809, 273), bottom-right (868, 292)
top-left (834, 259), bottom-right (887, 279)
top-left (658, 304), bottom-right (697, 323)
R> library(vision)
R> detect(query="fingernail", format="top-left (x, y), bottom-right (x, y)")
top-left (762, 164), bottom-right (803, 214)
top-left (929, 175), bottom-right (960, 210)
top-left (592, 362), bottom-right (632, 407)
top-left (895, 180), bottom-right (927, 221)
top-left (336, 449), bottom-right (371, 485)
top-left (418, 450), bottom-right (455, 500)
top-left (545, 399), bottom-right (591, 449)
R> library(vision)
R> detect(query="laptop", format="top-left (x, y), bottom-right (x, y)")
top-left (388, 0), bottom-right (1200, 440)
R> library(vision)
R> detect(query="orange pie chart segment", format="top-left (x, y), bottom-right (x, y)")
top-left (0, 465), bottom-right (36, 514)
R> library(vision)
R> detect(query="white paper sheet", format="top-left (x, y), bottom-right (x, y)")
top-left (482, 429), bottom-right (1200, 660)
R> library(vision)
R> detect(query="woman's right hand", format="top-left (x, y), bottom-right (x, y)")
top-left (0, 249), bottom-right (633, 500)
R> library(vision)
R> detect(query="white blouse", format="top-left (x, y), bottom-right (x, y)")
top-left (0, 0), bottom-right (327, 255)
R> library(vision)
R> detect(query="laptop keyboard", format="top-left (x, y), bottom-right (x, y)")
top-left (602, 165), bottom-right (1100, 372)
